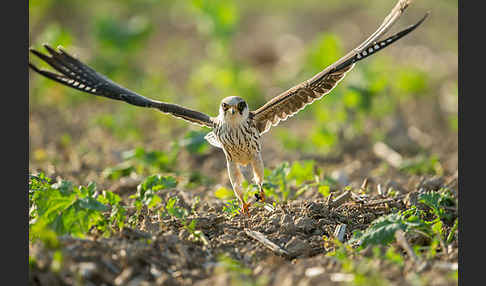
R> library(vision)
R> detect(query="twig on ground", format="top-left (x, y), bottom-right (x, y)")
top-left (395, 230), bottom-right (428, 272)
top-left (326, 193), bottom-right (333, 205)
top-left (244, 229), bottom-right (289, 257)
top-left (364, 195), bottom-right (406, 207)
top-left (377, 184), bottom-right (384, 196)
top-left (360, 178), bottom-right (369, 192)
top-left (329, 190), bottom-right (351, 208)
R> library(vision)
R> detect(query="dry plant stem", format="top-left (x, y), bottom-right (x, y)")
top-left (395, 230), bottom-right (428, 272)
top-left (326, 193), bottom-right (333, 205)
top-left (360, 178), bottom-right (369, 192)
top-left (395, 230), bottom-right (418, 261)
top-left (377, 184), bottom-right (384, 196)
top-left (364, 195), bottom-right (406, 207)
top-left (350, 192), bottom-right (365, 202)
top-left (244, 229), bottom-right (289, 257)
top-left (329, 190), bottom-right (351, 208)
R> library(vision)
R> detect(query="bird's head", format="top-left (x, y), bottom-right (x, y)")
top-left (219, 96), bottom-right (249, 124)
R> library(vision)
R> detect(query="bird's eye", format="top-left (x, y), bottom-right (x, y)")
top-left (222, 103), bottom-right (229, 110)
top-left (238, 102), bottom-right (246, 111)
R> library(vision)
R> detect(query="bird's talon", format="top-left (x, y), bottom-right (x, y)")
top-left (241, 202), bottom-right (251, 216)
top-left (259, 191), bottom-right (266, 202)
top-left (255, 193), bottom-right (261, 201)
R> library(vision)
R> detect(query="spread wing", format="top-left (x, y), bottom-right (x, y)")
top-left (252, 0), bottom-right (428, 135)
top-left (28, 45), bottom-right (215, 128)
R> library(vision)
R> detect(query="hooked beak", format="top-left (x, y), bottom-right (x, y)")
top-left (230, 106), bottom-right (236, 115)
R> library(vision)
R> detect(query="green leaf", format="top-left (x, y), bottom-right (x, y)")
top-left (399, 155), bottom-right (442, 175)
top-left (78, 197), bottom-right (109, 212)
top-left (98, 191), bottom-right (121, 205)
top-left (214, 186), bottom-right (234, 199)
top-left (318, 185), bottom-right (331, 197)
top-left (29, 174), bottom-right (119, 239)
top-left (350, 213), bottom-right (407, 247)
top-left (148, 194), bottom-right (162, 209)
top-left (102, 163), bottom-right (135, 180)
top-left (418, 190), bottom-right (455, 221)
top-left (288, 160), bottom-right (315, 185)
top-left (350, 210), bottom-right (428, 248)
top-left (165, 196), bottom-right (188, 219)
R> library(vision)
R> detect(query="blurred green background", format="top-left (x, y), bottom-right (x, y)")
top-left (29, 0), bottom-right (458, 186)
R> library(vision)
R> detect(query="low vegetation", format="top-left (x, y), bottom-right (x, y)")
top-left (29, 0), bottom-right (457, 285)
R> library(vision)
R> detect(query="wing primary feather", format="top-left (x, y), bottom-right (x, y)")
top-left (29, 45), bottom-right (215, 128)
top-left (332, 12), bottom-right (429, 72)
top-left (252, 1), bottom-right (427, 135)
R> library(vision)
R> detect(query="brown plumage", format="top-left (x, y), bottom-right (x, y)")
top-left (28, 0), bottom-right (428, 215)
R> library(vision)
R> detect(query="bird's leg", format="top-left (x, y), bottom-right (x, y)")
top-left (251, 153), bottom-right (266, 203)
top-left (227, 160), bottom-right (250, 216)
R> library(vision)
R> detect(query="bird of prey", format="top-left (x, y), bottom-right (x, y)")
top-left (29, 0), bottom-right (427, 215)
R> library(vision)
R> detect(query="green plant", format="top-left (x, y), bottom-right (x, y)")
top-left (29, 175), bottom-right (109, 239)
top-left (96, 190), bottom-right (127, 233)
top-left (263, 161), bottom-right (320, 201)
top-left (164, 196), bottom-right (188, 219)
top-left (349, 209), bottom-right (429, 248)
top-left (447, 218), bottom-right (458, 244)
top-left (222, 199), bottom-right (240, 217)
top-left (163, 196), bottom-right (206, 243)
top-left (399, 154), bottom-right (443, 176)
top-left (418, 189), bottom-right (456, 223)
top-left (350, 187), bottom-right (457, 261)
top-left (214, 186), bottom-right (235, 200)
top-left (130, 175), bottom-right (177, 210)
top-left (327, 239), bottom-right (391, 286)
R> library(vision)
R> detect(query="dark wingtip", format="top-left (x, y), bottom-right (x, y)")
top-left (29, 46), bottom-right (41, 55)
top-left (393, 11), bottom-right (430, 39)
top-left (43, 44), bottom-right (59, 56)
top-left (410, 12), bottom-right (430, 31)
top-left (28, 62), bottom-right (41, 73)
top-left (29, 47), bottom-right (45, 59)
top-left (418, 11), bottom-right (430, 25)
top-left (42, 43), bottom-right (53, 50)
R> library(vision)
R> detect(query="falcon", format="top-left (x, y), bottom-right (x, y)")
top-left (29, 0), bottom-right (428, 215)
